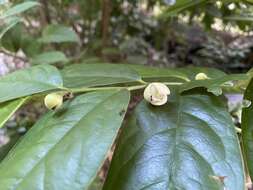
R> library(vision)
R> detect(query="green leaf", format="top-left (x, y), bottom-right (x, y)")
top-left (177, 66), bottom-right (226, 80)
top-left (31, 51), bottom-right (68, 65)
top-left (0, 97), bottom-right (28, 128)
top-left (0, 17), bottom-right (21, 40)
top-left (224, 15), bottom-right (253, 22)
top-left (0, 1), bottom-right (40, 19)
top-left (1, 23), bottom-right (24, 53)
top-left (163, 0), bottom-right (176, 5)
top-left (179, 74), bottom-right (249, 94)
top-left (0, 65), bottom-right (63, 103)
top-left (39, 24), bottom-right (79, 43)
top-left (0, 90), bottom-right (130, 190)
top-left (124, 64), bottom-right (190, 82)
top-left (61, 63), bottom-right (142, 88)
top-left (104, 91), bottom-right (244, 190)
top-left (163, 0), bottom-right (207, 17)
top-left (242, 78), bottom-right (253, 179)
top-left (124, 65), bottom-right (226, 82)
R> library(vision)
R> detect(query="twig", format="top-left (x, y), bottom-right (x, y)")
top-left (39, 0), bottom-right (51, 25)
top-left (101, 0), bottom-right (111, 48)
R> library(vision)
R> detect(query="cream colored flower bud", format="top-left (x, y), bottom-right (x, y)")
top-left (195, 73), bottom-right (209, 80)
top-left (44, 93), bottom-right (63, 110)
top-left (144, 83), bottom-right (170, 106)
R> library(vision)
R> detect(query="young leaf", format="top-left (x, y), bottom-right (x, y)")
top-left (104, 91), bottom-right (244, 190)
top-left (0, 90), bottom-right (130, 190)
top-left (0, 1), bottom-right (40, 19)
top-left (31, 51), bottom-right (68, 65)
top-left (0, 97), bottom-right (28, 128)
top-left (39, 24), bottom-right (79, 43)
top-left (242, 78), bottom-right (253, 179)
top-left (180, 74), bottom-right (249, 94)
top-left (61, 63), bottom-right (141, 88)
top-left (0, 65), bottom-right (63, 103)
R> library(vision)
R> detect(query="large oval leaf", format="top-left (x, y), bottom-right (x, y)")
top-left (242, 77), bottom-right (253, 179)
top-left (0, 97), bottom-right (28, 128)
top-left (0, 65), bottom-right (63, 103)
top-left (104, 91), bottom-right (244, 190)
top-left (0, 90), bottom-right (130, 190)
top-left (61, 63), bottom-right (141, 88)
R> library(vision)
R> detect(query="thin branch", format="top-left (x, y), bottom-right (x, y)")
top-left (101, 0), bottom-right (111, 48)
top-left (39, 0), bottom-right (51, 25)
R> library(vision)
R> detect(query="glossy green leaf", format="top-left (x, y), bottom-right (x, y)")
top-left (31, 51), bottom-right (68, 65)
top-left (0, 65), bottom-right (63, 103)
top-left (104, 91), bottom-right (244, 190)
top-left (0, 90), bottom-right (130, 190)
top-left (180, 74), bottom-right (249, 94)
top-left (61, 63), bottom-right (141, 88)
top-left (39, 24), bottom-right (79, 43)
top-left (242, 78), bottom-right (253, 179)
top-left (0, 97), bottom-right (28, 128)
top-left (0, 1), bottom-right (40, 19)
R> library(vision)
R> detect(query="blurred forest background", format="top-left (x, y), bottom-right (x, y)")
top-left (1, 0), bottom-right (253, 189)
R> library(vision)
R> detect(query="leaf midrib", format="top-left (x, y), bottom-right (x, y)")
top-left (10, 91), bottom-right (122, 189)
top-left (63, 73), bottom-right (139, 80)
top-left (116, 96), bottom-right (220, 189)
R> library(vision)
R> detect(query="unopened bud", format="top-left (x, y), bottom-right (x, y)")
top-left (144, 83), bottom-right (170, 106)
top-left (44, 93), bottom-right (63, 110)
top-left (195, 73), bottom-right (209, 80)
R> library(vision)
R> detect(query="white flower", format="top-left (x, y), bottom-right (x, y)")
top-left (144, 83), bottom-right (170, 106)
top-left (195, 73), bottom-right (209, 80)
top-left (44, 93), bottom-right (63, 110)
